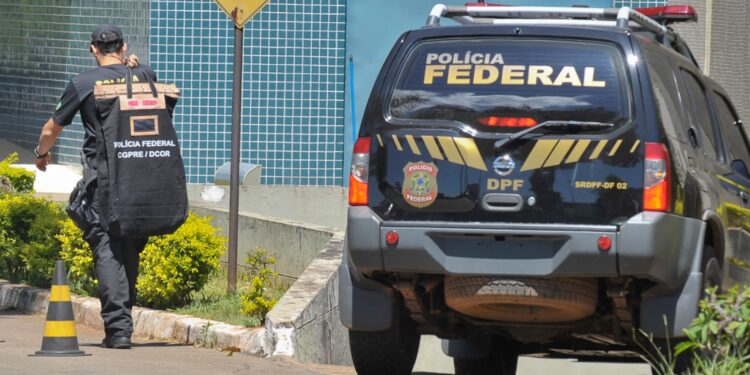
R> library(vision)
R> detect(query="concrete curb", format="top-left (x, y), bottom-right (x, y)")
top-left (0, 280), bottom-right (268, 355)
top-left (264, 232), bottom-right (352, 365)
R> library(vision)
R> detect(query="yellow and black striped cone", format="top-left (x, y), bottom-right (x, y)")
top-left (30, 260), bottom-right (89, 357)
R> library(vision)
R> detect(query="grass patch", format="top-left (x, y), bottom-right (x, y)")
top-left (172, 268), bottom-right (261, 327)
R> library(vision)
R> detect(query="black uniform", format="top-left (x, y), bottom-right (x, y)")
top-left (54, 64), bottom-right (157, 340)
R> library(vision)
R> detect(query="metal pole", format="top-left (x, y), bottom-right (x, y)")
top-left (228, 25), bottom-right (243, 293)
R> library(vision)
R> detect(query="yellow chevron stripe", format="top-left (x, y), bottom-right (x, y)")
top-left (376, 134), bottom-right (384, 147)
top-left (404, 135), bottom-right (421, 155)
top-left (50, 285), bottom-right (71, 302)
top-left (544, 140), bottom-right (575, 168)
top-left (521, 140), bottom-right (558, 172)
top-left (717, 175), bottom-right (750, 194)
top-left (454, 138), bottom-right (487, 171)
top-left (437, 136), bottom-right (464, 165)
top-left (391, 134), bottom-right (403, 151)
top-left (44, 321), bottom-right (77, 338)
top-left (630, 140), bottom-right (641, 153)
top-left (565, 140), bottom-right (591, 164)
top-left (422, 136), bottom-right (444, 160)
top-left (590, 140), bottom-right (608, 160)
top-left (608, 139), bottom-right (623, 157)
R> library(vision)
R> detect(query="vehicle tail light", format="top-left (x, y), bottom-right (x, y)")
top-left (644, 142), bottom-right (671, 212)
top-left (635, 5), bottom-right (697, 23)
top-left (348, 137), bottom-right (371, 206)
top-left (478, 116), bottom-right (537, 128)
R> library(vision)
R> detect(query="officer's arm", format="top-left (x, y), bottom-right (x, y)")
top-left (34, 117), bottom-right (64, 172)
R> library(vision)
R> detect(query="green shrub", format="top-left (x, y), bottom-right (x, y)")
top-left (0, 153), bottom-right (35, 193)
top-left (0, 194), bottom-right (64, 286)
top-left (136, 213), bottom-right (226, 309)
top-left (239, 248), bottom-right (280, 323)
top-left (57, 219), bottom-right (98, 295)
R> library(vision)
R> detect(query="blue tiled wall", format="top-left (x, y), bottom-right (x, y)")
top-left (0, 0), bottom-right (150, 164)
top-left (150, 0), bottom-right (346, 185)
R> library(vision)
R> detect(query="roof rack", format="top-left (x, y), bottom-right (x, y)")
top-left (425, 4), bottom-right (669, 41)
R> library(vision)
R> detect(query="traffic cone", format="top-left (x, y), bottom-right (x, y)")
top-left (30, 260), bottom-right (90, 357)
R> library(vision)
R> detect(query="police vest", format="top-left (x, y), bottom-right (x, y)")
top-left (93, 68), bottom-right (187, 238)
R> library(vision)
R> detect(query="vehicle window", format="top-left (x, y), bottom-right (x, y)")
top-left (389, 39), bottom-right (630, 133)
top-left (713, 92), bottom-right (750, 168)
top-left (681, 70), bottom-right (719, 160)
top-left (643, 50), bottom-right (685, 140)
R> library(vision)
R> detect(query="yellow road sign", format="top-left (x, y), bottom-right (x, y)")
top-left (213, 0), bottom-right (269, 29)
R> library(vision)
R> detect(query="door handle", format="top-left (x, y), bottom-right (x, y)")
top-left (687, 127), bottom-right (699, 148)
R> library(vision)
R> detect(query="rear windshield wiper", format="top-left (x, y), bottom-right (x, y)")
top-left (494, 121), bottom-right (614, 151)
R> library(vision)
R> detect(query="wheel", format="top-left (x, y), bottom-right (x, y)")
top-left (453, 338), bottom-right (519, 375)
top-left (444, 276), bottom-right (598, 323)
top-left (348, 311), bottom-right (420, 375)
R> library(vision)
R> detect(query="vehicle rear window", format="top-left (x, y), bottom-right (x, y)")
top-left (389, 39), bottom-right (630, 131)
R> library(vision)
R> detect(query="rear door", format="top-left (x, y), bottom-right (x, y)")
top-left (711, 89), bottom-right (750, 286)
top-left (369, 37), bottom-right (643, 225)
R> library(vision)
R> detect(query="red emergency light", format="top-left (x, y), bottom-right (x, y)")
top-left (635, 5), bottom-right (698, 24)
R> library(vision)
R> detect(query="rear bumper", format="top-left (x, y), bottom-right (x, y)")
top-left (347, 207), bottom-right (704, 289)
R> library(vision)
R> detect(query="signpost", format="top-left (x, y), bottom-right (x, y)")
top-left (212, 0), bottom-right (269, 292)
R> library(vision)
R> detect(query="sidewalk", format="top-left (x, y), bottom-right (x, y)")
top-left (0, 308), bottom-right (354, 375)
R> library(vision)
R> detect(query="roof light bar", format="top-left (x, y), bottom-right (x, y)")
top-left (426, 3), bottom-right (669, 39)
top-left (635, 5), bottom-right (697, 24)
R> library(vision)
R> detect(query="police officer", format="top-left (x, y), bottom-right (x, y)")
top-left (34, 25), bottom-right (156, 349)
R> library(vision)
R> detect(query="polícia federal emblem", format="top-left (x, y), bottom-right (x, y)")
top-left (402, 162), bottom-right (439, 208)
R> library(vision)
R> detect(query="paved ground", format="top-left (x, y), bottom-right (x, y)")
top-left (1, 309), bottom-right (653, 375)
top-left (0, 309), bottom-right (354, 375)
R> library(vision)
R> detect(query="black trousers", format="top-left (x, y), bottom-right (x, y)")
top-left (84, 224), bottom-right (148, 338)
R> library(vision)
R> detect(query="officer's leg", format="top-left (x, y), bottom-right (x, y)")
top-left (122, 238), bottom-right (148, 312)
top-left (85, 226), bottom-right (133, 338)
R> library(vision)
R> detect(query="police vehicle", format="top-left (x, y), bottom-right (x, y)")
top-left (339, 3), bottom-right (750, 374)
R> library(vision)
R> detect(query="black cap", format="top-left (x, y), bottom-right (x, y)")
top-left (91, 24), bottom-right (123, 44)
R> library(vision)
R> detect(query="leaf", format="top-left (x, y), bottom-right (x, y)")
top-left (709, 321), bottom-right (720, 335)
top-left (674, 341), bottom-right (697, 356)
top-left (736, 322), bottom-right (748, 339)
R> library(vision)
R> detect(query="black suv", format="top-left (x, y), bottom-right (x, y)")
top-left (339, 4), bottom-right (750, 374)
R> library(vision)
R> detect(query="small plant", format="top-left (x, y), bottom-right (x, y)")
top-left (0, 153), bottom-right (35, 193)
top-left (57, 219), bottom-right (98, 295)
top-left (0, 194), bottom-right (65, 286)
top-left (196, 322), bottom-right (217, 349)
top-left (239, 248), bottom-right (280, 323)
top-left (675, 286), bottom-right (750, 375)
top-left (639, 287), bottom-right (750, 375)
top-left (136, 213), bottom-right (226, 309)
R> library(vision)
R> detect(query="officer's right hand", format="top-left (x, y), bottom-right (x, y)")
top-left (35, 154), bottom-right (51, 172)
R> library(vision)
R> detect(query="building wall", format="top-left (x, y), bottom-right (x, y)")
top-left (0, 0), bottom-right (346, 186)
top-left (0, 0), bottom-right (150, 164)
top-left (151, 0), bottom-right (347, 185)
top-left (705, 0), bottom-right (749, 122)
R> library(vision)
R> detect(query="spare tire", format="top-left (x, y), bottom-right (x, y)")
top-left (444, 277), bottom-right (598, 323)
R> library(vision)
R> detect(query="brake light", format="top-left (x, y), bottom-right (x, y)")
top-left (644, 142), bottom-right (671, 212)
top-left (635, 5), bottom-right (697, 23)
top-left (348, 137), bottom-right (371, 206)
top-left (478, 117), bottom-right (537, 128)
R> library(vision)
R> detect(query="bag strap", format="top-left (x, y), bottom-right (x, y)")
top-left (126, 67), bottom-right (158, 99)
